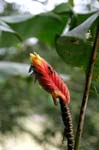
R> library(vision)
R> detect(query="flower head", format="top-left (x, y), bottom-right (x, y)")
top-left (29, 52), bottom-right (70, 105)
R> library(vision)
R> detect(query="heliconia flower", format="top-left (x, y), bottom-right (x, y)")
top-left (29, 52), bottom-right (70, 105)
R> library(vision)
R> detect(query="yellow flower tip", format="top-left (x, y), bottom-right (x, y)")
top-left (30, 53), bottom-right (34, 61)
top-left (30, 52), bottom-right (43, 65)
top-left (52, 90), bottom-right (67, 105)
top-left (51, 90), bottom-right (59, 105)
top-left (52, 90), bottom-right (59, 99)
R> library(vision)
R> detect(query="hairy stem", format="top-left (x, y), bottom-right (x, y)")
top-left (74, 19), bottom-right (99, 150)
top-left (59, 99), bottom-right (74, 150)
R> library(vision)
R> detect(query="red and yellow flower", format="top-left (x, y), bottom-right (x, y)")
top-left (30, 52), bottom-right (70, 105)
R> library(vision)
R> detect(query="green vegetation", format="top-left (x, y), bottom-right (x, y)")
top-left (0, 1), bottom-right (99, 150)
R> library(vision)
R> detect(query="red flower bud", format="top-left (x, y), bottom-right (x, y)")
top-left (30, 52), bottom-right (70, 105)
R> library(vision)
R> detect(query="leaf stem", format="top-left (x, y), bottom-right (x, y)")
top-left (74, 18), bottom-right (99, 150)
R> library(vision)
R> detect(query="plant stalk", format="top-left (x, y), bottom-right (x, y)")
top-left (59, 99), bottom-right (74, 150)
top-left (74, 19), bottom-right (99, 150)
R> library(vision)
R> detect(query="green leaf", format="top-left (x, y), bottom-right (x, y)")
top-left (0, 19), bottom-right (23, 42)
top-left (53, 3), bottom-right (73, 14)
top-left (55, 36), bottom-right (92, 68)
top-left (69, 13), bottom-right (93, 30)
top-left (0, 14), bottom-right (33, 23)
top-left (0, 20), bottom-right (15, 33)
top-left (55, 36), bottom-right (99, 82)
top-left (55, 12), bottom-right (99, 82)
top-left (0, 12), bottom-right (68, 47)
top-left (62, 12), bottom-right (99, 39)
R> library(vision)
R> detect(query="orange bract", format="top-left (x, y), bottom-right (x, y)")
top-left (30, 52), bottom-right (70, 105)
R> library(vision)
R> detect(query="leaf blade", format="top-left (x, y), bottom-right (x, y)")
top-left (62, 12), bottom-right (99, 39)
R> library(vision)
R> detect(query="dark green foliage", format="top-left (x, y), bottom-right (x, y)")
top-left (55, 12), bottom-right (99, 82)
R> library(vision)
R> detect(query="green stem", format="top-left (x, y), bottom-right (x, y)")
top-left (74, 19), bottom-right (99, 150)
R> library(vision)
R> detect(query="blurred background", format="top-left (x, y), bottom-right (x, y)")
top-left (0, 0), bottom-right (99, 150)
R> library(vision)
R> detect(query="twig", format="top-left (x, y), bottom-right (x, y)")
top-left (74, 18), bottom-right (99, 150)
top-left (59, 99), bottom-right (74, 150)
